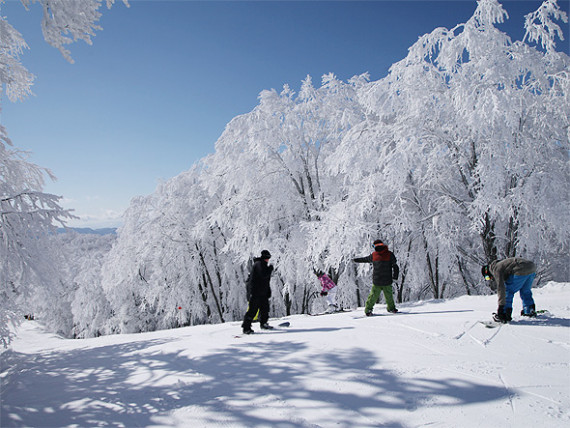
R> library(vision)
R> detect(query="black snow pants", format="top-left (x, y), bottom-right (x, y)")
top-left (242, 296), bottom-right (269, 329)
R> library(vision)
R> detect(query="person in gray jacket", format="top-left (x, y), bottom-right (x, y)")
top-left (481, 257), bottom-right (537, 323)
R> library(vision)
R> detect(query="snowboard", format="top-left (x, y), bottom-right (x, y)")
top-left (234, 321), bottom-right (290, 338)
top-left (353, 311), bottom-right (407, 319)
top-left (479, 320), bottom-right (503, 328)
top-left (480, 310), bottom-right (551, 328)
top-left (309, 309), bottom-right (353, 316)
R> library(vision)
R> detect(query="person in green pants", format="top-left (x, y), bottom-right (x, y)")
top-left (353, 239), bottom-right (400, 315)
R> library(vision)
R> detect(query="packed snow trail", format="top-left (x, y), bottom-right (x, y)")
top-left (2, 282), bottom-right (569, 427)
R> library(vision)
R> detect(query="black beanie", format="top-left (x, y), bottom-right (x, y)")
top-left (261, 250), bottom-right (271, 259)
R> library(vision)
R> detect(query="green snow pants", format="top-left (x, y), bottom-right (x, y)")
top-left (365, 284), bottom-right (396, 313)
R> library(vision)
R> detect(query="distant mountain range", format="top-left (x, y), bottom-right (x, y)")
top-left (58, 227), bottom-right (117, 235)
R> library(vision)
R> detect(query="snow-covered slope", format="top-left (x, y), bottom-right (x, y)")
top-left (2, 283), bottom-right (569, 427)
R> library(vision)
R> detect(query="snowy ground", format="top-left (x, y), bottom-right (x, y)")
top-left (1, 282), bottom-right (569, 428)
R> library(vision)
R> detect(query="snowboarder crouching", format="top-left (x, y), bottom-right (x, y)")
top-left (242, 250), bottom-right (274, 334)
top-left (315, 271), bottom-right (339, 313)
top-left (353, 239), bottom-right (399, 316)
top-left (481, 257), bottom-right (537, 323)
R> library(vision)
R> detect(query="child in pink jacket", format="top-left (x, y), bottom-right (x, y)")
top-left (316, 271), bottom-right (338, 313)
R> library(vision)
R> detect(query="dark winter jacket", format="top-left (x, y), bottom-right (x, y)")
top-left (488, 258), bottom-right (536, 306)
top-left (353, 244), bottom-right (399, 286)
top-left (246, 257), bottom-right (274, 301)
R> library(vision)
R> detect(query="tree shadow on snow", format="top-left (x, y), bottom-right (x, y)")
top-left (1, 333), bottom-right (509, 428)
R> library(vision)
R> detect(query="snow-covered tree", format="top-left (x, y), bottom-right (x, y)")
top-left (327, 0), bottom-right (569, 300)
top-left (0, 15), bottom-right (74, 334)
top-left (49, 230), bottom-right (116, 338)
top-left (0, 0), bottom-right (128, 345)
top-left (206, 73), bottom-right (366, 315)
top-left (38, 0), bottom-right (568, 338)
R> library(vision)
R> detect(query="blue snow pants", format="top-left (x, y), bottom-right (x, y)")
top-left (504, 273), bottom-right (535, 310)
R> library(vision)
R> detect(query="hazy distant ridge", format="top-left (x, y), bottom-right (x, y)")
top-left (58, 227), bottom-right (117, 235)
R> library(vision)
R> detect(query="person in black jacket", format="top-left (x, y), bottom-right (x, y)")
top-left (354, 239), bottom-right (399, 316)
top-left (242, 250), bottom-right (274, 334)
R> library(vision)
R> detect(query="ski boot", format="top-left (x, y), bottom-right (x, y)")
top-left (325, 304), bottom-right (339, 313)
top-left (521, 304), bottom-right (537, 317)
top-left (493, 306), bottom-right (512, 323)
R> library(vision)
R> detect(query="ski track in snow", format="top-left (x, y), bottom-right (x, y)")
top-left (452, 320), bottom-right (480, 340)
top-left (2, 282), bottom-right (569, 428)
top-left (473, 323), bottom-right (503, 347)
top-left (498, 373), bottom-right (516, 417)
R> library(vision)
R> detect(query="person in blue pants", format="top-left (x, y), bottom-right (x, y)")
top-left (481, 257), bottom-right (537, 323)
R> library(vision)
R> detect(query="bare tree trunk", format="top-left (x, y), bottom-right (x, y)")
top-left (456, 256), bottom-right (473, 296)
top-left (423, 231), bottom-right (442, 299)
top-left (196, 244), bottom-right (225, 323)
top-left (396, 238), bottom-right (413, 303)
top-left (505, 212), bottom-right (519, 258)
top-left (481, 212), bottom-right (497, 262)
top-left (284, 290), bottom-right (291, 316)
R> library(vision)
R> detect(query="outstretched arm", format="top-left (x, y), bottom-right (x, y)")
top-left (353, 254), bottom-right (373, 263)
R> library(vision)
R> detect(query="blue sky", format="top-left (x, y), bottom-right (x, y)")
top-left (1, 0), bottom-right (568, 228)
